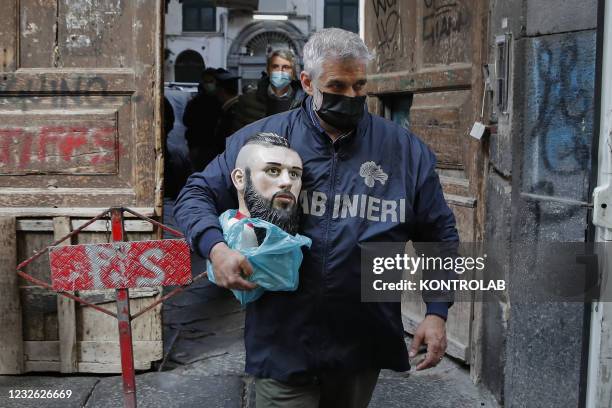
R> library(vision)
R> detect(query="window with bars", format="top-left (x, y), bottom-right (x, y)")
top-left (182, 0), bottom-right (216, 32)
top-left (324, 0), bottom-right (358, 33)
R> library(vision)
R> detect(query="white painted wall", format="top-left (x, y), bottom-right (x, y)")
top-left (165, 0), bottom-right (182, 36)
top-left (258, 0), bottom-right (288, 13)
top-left (226, 14), bottom-right (255, 43)
top-left (587, 1), bottom-right (612, 407)
top-left (359, 0), bottom-right (365, 40)
top-left (313, 0), bottom-right (325, 32)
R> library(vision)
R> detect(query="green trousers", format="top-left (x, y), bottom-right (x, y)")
top-left (255, 369), bottom-right (381, 408)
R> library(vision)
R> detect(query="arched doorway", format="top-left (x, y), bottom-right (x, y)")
top-left (174, 50), bottom-right (205, 83)
top-left (227, 21), bottom-right (306, 91)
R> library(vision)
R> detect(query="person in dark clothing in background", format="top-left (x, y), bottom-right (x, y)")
top-left (233, 49), bottom-right (305, 129)
top-left (163, 96), bottom-right (191, 199)
top-left (164, 96), bottom-right (175, 136)
top-left (183, 68), bottom-right (223, 172)
top-left (214, 69), bottom-right (241, 141)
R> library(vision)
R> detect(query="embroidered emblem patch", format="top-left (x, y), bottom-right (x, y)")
top-left (359, 161), bottom-right (388, 187)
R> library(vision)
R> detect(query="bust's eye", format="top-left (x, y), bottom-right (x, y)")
top-left (266, 167), bottom-right (280, 176)
top-left (289, 170), bottom-right (300, 179)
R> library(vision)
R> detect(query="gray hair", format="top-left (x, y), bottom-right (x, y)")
top-left (267, 49), bottom-right (297, 78)
top-left (303, 28), bottom-right (371, 83)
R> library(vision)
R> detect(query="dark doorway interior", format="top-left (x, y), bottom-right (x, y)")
top-left (175, 49), bottom-right (205, 83)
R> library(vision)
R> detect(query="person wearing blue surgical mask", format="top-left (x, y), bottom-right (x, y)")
top-left (232, 49), bottom-right (306, 130)
top-left (268, 55), bottom-right (293, 95)
top-left (269, 70), bottom-right (292, 91)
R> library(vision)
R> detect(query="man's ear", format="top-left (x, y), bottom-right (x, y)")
top-left (300, 71), bottom-right (314, 96)
top-left (231, 168), bottom-right (245, 192)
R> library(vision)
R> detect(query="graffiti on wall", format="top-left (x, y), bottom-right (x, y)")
top-left (519, 32), bottom-right (596, 240)
top-left (529, 45), bottom-right (591, 176)
top-left (422, 0), bottom-right (469, 44)
top-left (0, 125), bottom-right (118, 174)
top-left (524, 32), bottom-right (595, 204)
top-left (372, 0), bottom-right (405, 71)
top-left (421, 0), bottom-right (471, 65)
top-left (0, 74), bottom-right (137, 110)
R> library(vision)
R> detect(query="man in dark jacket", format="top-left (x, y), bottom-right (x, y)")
top-left (183, 68), bottom-right (223, 172)
top-left (233, 49), bottom-right (306, 129)
top-left (214, 69), bottom-right (241, 141)
top-left (175, 28), bottom-right (458, 407)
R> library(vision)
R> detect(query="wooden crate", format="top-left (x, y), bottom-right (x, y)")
top-left (0, 212), bottom-right (163, 374)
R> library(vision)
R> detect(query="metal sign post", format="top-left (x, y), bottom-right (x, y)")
top-left (16, 207), bottom-right (208, 408)
top-left (111, 208), bottom-right (137, 408)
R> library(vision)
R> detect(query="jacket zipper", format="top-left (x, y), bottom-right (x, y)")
top-left (321, 143), bottom-right (338, 289)
top-left (312, 141), bottom-right (337, 371)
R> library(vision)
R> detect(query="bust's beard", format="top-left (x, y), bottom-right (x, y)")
top-left (244, 169), bottom-right (301, 243)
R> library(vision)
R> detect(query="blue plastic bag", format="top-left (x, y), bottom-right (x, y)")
top-left (207, 209), bottom-right (312, 304)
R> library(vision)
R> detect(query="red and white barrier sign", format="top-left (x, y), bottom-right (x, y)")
top-left (49, 239), bottom-right (191, 291)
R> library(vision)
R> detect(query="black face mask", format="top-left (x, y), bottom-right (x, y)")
top-left (314, 91), bottom-right (366, 131)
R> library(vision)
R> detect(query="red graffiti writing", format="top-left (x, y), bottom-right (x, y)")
top-left (0, 125), bottom-right (118, 173)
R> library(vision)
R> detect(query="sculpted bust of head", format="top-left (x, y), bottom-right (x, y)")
top-left (231, 132), bottom-right (303, 235)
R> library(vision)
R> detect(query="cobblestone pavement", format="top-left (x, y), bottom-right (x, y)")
top-left (0, 276), bottom-right (499, 408)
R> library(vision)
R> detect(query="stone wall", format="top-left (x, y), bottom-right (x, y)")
top-left (484, 0), bottom-right (598, 405)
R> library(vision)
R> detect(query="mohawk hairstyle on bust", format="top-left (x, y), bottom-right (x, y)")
top-left (244, 132), bottom-right (289, 149)
top-left (234, 132), bottom-right (294, 170)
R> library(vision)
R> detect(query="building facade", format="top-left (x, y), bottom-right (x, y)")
top-left (164, 0), bottom-right (360, 87)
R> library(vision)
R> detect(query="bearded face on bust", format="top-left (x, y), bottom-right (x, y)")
top-left (230, 132), bottom-right (303, 243)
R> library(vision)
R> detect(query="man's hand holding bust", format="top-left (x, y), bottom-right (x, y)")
top-left (209, 133), bottom-right (304, 293)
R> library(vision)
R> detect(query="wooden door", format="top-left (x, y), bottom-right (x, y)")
top-left (364, 0), bottom-right (489, 363)
top-left (0, 0), bottom-right (164, 374)
top-left (0, 0), bottom-right (163, 211)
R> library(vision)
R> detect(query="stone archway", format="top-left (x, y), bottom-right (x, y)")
top-left (174, 49), bottom-right (205, 83)
top-left (227, 21), bottom-right (306, 90)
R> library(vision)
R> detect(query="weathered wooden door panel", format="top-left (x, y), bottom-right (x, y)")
top-left (409, 90), bottom-right (472, 168)
top-left (18, 0), bottom-right (135, 68)
top-left (365, 0), bottom-right (488, 363)
top-left (0, 0), bottom-right (164, 374)
top-left (419, 0), bottom-right (473, 67)
top-left (0, 0), bottom-right (162, 210)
